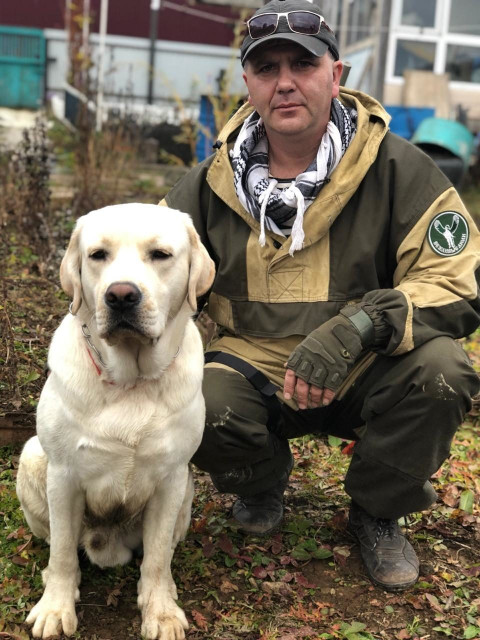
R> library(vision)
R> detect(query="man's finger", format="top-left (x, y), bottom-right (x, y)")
top-left (322, 388), bottom-right (336, 406)
top-left (308, 384), bottom-right (324, 408)
top-left (295, 377), bottom-right (310, 410)
top-left (283, 368), bottom-right (297, 400)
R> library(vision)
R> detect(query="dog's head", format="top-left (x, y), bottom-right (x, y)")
top-left (60, 204), bottom-right (215, 344)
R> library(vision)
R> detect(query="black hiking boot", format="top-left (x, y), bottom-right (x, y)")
top-left (348, 502), bottom-right (419, 591)
top-left (231, 455), bottom-right (294, 535)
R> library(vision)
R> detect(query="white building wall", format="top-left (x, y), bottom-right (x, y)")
top-left (44, 29), bottom-right (245, 112)
top-left (384, 0), bottom-right (480, 124)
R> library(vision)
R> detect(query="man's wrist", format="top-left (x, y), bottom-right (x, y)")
top-left (340, 305), bottom-right (375, 347)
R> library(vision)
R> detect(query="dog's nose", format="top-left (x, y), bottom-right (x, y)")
top-left (105, 282), bottom-right (142, 311)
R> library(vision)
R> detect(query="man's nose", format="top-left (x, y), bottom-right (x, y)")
top-left (276, 65), bottom-right (295, 92)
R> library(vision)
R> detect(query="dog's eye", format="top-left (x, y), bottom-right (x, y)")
top-left (90, 250), bottom-right (108, 261)
top-left (150, 249), bottom-right (171, 261)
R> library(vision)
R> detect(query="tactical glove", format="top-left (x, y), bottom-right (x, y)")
top-left (286, 306), bottom-right (375, 392)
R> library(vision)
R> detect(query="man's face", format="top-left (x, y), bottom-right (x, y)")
top-left (242, 42), bottom-right (343, 141)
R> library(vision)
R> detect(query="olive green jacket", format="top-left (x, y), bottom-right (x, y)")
top-left (164, 88), bottom-right (480, 394)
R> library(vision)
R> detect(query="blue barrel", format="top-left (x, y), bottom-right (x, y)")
top-left (411, 118), bottom-right (474, 166)
top-left (385, 106), bottom-right (435, 140)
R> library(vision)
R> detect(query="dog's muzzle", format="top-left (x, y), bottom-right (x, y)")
top-left (105, 282), bottom-right (142, 312)
top-left (104, 282), bottom-right (145, 337)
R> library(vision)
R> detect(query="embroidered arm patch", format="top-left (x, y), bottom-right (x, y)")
top-left (427, 211), bottom-right (469, 256)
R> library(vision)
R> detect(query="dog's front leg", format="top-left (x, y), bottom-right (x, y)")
top-left (138, 465), bottom-right (189, 640)
top-left (26, 465), bottom-right (84, 639)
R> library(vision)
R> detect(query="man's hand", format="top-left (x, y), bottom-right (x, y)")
top-left (283, 369), bottom-right (336, 409)
top-left (283, 308), bottom-right (374, 409)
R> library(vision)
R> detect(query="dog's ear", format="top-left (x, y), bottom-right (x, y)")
top-left (60, 221), bottom-right (83, 315)
top-left (187, 225), bottom-right (215, 311)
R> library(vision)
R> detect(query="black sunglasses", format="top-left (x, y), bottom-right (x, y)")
top-left (246, 10), bottom-right (330, 40)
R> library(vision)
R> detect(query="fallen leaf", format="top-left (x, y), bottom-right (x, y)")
top-left (295, 573), bottom-right (316, 588)
top-left (459, 489), bottom-right (474, 514)
top-left (191, 609), bottom-right (208, 631)
top-left (333, 545), bottom-right (351, 566)
top-left (202, 539), bottom-right (216, 558)
top-left (219, 580), bottom-right (238, 593)
top-left (442, 485), bottom-right (460, 508)
top-left (16, 535), bottom-right (33, 553)
top-left (7, 527), bottom-right (26, 540)
top-left (253, 566), bottom-right (268, 579)
top-left (218, 534), bottom-right (236, 557)
top-left (191, 516), bottom-right (207, 533)
top-left (369, 599), bottom-right (383, 607)
top-left (261, 582), bottom-right (293, 596)
top-left (106, 587), bottom-right (121, 608)
top-left (425, 593), bottom-right (443, 613)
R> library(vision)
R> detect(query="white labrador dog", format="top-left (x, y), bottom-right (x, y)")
top-left (16, 203), bottom-right (215, 639)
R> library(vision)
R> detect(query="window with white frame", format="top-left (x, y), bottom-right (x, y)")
top-left (389, 0), bottom-right (480, 84)
top-left (448, 0), bottom-right (480, 37)
top-left (394, 40), bottom-right (436, 75)
top-left (446, 44), bottom-right (480, 83)
top-left (400, 0), bottom-right (436, 28)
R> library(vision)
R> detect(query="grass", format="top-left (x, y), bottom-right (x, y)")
top-left (1, 420), bottom-right (479, 639)
top-left (0, 150), bottom-right (479, 638)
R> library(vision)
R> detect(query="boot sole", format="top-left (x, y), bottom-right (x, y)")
top-left (365, 572), bottom-right (419, 592)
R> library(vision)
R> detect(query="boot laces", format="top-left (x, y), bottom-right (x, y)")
top-left (373, 518), bottom-right (396, 548)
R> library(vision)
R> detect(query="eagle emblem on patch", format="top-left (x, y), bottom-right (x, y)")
top-left (427, 211), bottom-right (469, 257)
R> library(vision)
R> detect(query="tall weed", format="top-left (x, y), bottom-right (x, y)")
top-left (72, 104), bottom-right (141, 215)
top-left (0, 118), bottom-right (52, 274)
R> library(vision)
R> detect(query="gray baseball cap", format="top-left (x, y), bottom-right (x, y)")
top-left (241, 0), bottom-right (339, 66)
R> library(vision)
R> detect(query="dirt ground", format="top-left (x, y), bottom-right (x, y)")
top-left (72, 479), bottom-right (480, 640)
top-left (1, 176), bottom-right (480, 640)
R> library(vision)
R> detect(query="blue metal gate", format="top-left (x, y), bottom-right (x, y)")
top-left (0, 26), bottom-right (45, 109)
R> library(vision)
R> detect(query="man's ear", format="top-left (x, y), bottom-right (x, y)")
top-left (60, 219), bottom-right (84, 315)
top-left (332, 59), bottom-right (344, 98)
top-left (186, 225), bottom-right (215, 311)
top-left (242, 70), bottom-right (254, 105)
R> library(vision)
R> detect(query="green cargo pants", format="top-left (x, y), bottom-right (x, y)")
top-left (191, 336), bottom-right (479, 519)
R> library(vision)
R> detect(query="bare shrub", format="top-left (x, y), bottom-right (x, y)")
top-left (0, 278), bottom-right (20, 407)
top-left (0, 118), bottom-right (53, 274)
top-left (72, 105), bottom-right (142, 215)
top-left (154, 20), bottom-right (247, 168)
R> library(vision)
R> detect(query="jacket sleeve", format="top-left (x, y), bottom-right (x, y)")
top-left (160, 157), bottom-right (218, 312)
top-left (359, 186), bottom-right (480, 356)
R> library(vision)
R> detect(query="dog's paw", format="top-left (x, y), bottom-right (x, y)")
top-left (169, 577), bottom-right (178, 601)
top-left (137, 578), bottom-right (177, 607)
top-left (141, 606), bottom-right (188, 640)
top-left (41, 566), bottom-right (81, 601)
top-left (26, 589), bottom-right (77, 638)
top-left (139, 591), bottom-right (188, 640)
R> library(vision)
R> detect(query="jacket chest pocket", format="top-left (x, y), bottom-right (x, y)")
top-left (267, 268), bottom-right (304, 302)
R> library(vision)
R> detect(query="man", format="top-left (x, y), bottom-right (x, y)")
top-left (162, 0), bottom-right (480, 591)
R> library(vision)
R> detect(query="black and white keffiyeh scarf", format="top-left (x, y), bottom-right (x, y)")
top-left (231, 98), bottom-right (357, 255)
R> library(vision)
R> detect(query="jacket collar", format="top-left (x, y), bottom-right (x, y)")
top-left (206, 89), bottom-right (391, 254)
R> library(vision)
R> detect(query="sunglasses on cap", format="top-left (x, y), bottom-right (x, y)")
top-left (246, 10), bottom-right (332, 40)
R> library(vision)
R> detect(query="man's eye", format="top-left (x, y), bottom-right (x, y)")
top-left (296, 59), bottom-right (313, 68)
top-left (150, 249), bottom-right (171, 260)
top-left (90, 250), bottom-right (108, 261)
top-left (258, 64), bottom-right (274, 73)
